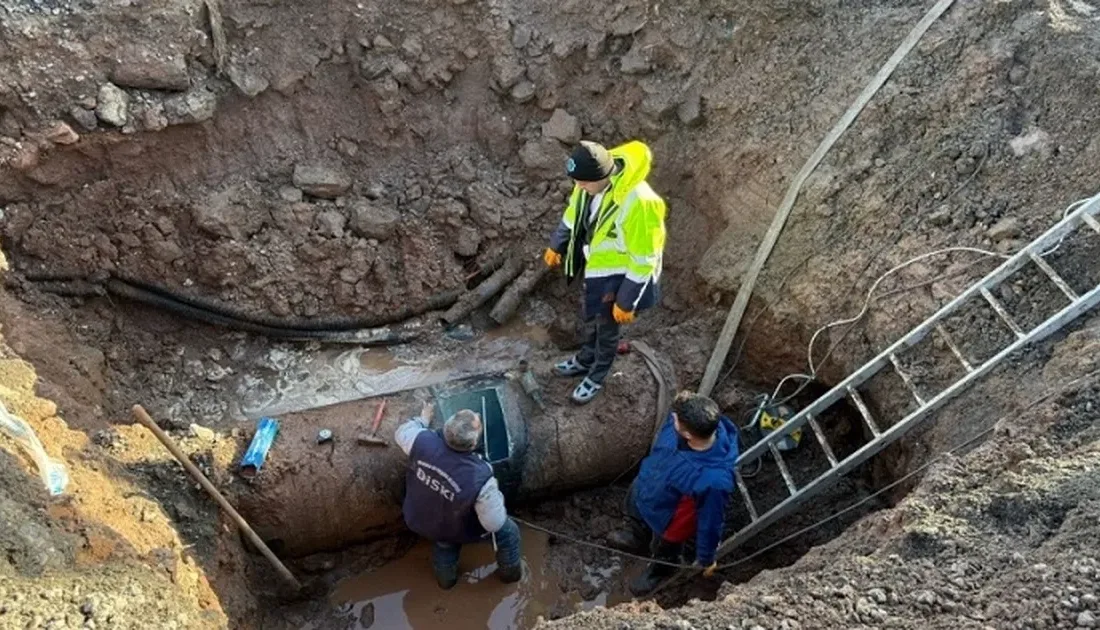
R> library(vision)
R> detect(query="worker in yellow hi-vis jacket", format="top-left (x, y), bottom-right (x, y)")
top-left (544, 140), bottom-right (667, 404)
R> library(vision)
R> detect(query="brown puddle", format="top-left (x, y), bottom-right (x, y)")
top-left (329, 527), bottom-right (620, 629)
top-left (484, 321), bottom-right (551, 346)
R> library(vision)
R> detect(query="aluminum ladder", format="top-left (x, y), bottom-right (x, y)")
top-left (662, 193), bottom-right (1100, 591)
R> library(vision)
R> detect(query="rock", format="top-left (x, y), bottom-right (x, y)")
top-left (913, 590), bottom-right (937, 606)
top-left (453, 157), bottom-right (478, 183)
top-left (465, 182), bottom-right (505, 226)
top-left (45, 122), bottom-right (79, 145)
top-left (927, 206), bottom-right (953, 226)
top-left (388, 58), bottom-right (416, 87)
top-left (640, 92), bottom-right (679, 120)
top-left (163, 88), bottom-right (217, 125)
top-left (337, 138), bottom-right (359, 157)
top-left (279, 186), bottom-right (303, 203)
top-left (192, 195), bottom-right (250, 240)
top-left (1009, 127), bottom-right (1052, 157)
top-left (453, 225), bottom-right (482, 256)
top-left (110, 47), bottom-right (190, 91)
top-left (189, 423), bottom-right (215, 441)
top-left (868, 588), bottom-right (888, 604)
top-left (314, 210), bottom-right (347, 238)
top-left (69, 106), bottom-right (98, 131)
top-left (139, 103), bottom-right (169, 131)
top-left (430, 198), bottom-right (469, 227)
top-left (493, 56), bottom-right (526, 90)
top-left (148, 239), bottom-right (185, 263)
top-left (293, 164), bottom-right (352, 199)
top-left (0, 110), bottom-right (20, 137)
top-left (520, 138), bottom-right (565, 177)
top-left (350, 200), bottom-right (400, 240)
top-left (678, 90), bottom-right (704, 127)
top-left (987, 217), bottom-right (1022, 242)
top-left (227, 63), bottom-right (269, 97)
top-left (512, 25), bottom-right (533, 49)
top-left (95, 84), bottom-right (129, 127)
top-left (620, 41), bottom-right (651, 74)
top-left (610, 9), bottom-right (647, 36)
top-left (475, 108), bottom-right (516, 158)
top-left (1079, 611), bottom-right (1097, 628)
top-left (542, 108), bottom-right (581, 144)
top-left (510, 80), bottom-right (537, 103)
top-left (955, 156), bottom-right (977, 175)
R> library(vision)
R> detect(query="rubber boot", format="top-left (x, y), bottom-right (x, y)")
top-left (434, 564), bottom-right (459, 590)
top-left (496, 563), bottom-right (523, 584)
top-left (629, 540), bottom-right (681, 597)
top-left (606, 516), bottom-right (650, 554)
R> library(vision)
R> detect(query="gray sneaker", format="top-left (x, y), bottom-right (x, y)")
top-left (553, 356), bottom-right (589, 377)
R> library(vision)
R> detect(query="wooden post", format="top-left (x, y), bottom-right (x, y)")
top-left (131, 405), bottom-right (302, 591)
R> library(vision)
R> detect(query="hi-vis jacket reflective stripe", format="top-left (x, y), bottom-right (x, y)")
top-left (549, 140), bottom-right (667, 315)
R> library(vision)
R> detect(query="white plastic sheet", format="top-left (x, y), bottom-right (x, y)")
top-left (0, 401), bottom-right (68, 495)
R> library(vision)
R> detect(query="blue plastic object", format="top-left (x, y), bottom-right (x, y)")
top-left (240, 417), bottom-right (279, 476)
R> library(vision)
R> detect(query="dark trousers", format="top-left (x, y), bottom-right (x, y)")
top-left (624, 482), bottom-right (683, 575)
top-left (576, 317), bottom-right (622, 385)
top-left (431, 518), bottom-right (522, 584)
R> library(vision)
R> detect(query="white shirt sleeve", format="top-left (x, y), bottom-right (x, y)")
top-left (474, 477), bottom-right (508, 533)
top-left (394, 417), bottom-right (429, 455)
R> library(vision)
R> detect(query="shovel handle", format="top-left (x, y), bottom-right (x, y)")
top-left (370, 399), bottom-right (387, 433)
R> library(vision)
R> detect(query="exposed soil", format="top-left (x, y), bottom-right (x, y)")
top-left (0, 0), bottom-right (1098, 628)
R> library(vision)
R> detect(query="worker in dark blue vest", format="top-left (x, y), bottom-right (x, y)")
top-left (395, 403), bottom-right (522, 589)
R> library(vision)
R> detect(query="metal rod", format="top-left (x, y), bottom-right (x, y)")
top-left (847, 387), bottom-right (881, 437)
top-left (767, 443), bottom-right (798, 495)
top-left (807, 415), bottom-right (838, 467)
top-left (980, 287), bottom-right (1026, 339)
top-left (1027, 250), bottom-right (1079, 301)
top-left (735, 473), bottom-right (758, 522)
top-left (1082, 211), bottom-right (1100, 235)
top-left (935, 324), bottom-right (974, 373)
top-left (888, 353), bottom-right (926, 406)
top-left (131, 405), bottom-right (302, 591)
top-left (480, 395), bottom-right (490, 462)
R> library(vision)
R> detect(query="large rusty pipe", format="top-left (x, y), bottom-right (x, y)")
top-left (233, 350), bottom-right (672, 556)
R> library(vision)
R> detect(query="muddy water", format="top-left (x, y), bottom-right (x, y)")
top-left (329, 527), bottom-right (613, 629)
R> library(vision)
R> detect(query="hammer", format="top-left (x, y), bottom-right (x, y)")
top-left (356, 399), bottom-right (388, 447)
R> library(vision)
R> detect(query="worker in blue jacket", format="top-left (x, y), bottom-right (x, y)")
top-left (606, 391), bottom-right (739, 595)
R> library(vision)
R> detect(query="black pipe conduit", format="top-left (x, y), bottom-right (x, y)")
top-left (111, 272), bottom-right (463, 331)
top-left (102, 279), bottom-right (428, 345)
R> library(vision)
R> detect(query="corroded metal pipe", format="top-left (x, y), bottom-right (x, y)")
top-left (233, 350), bottom-right (673, 556)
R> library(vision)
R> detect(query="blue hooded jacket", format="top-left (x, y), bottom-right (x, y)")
top-left (634, 413), bottom-right (740, 566)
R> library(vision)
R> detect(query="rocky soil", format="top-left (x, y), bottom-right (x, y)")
top-left (0, 0), bottom-right (1098, 628)
top-left (542, 321), bottom-right (1100, 630)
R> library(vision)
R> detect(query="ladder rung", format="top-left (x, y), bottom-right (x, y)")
top-left (767, 442), bottom-right (798, 495)
top-left (1082, 211), bottom-right (1100, 235)
top-left (980, 287), bottom-right (1026, 338)
top-left (888, 353), bottom-right (926, 406)
top-left (847, 387), bottom-right (881, 437)
top-left (735, 473), bottom-right (758, 522)
top-left (935, 324), bottom-right (974, 373)
top-left (807, 415), bottom-right (839, 468)
top-left (1027, 250), bottom-right (1079, 301)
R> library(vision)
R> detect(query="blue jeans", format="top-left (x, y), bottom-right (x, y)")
top-left (431, 518), bottom-right (522, 588)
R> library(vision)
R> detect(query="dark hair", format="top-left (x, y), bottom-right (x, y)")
top-left (672, 391), bottom-right (720, 439)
